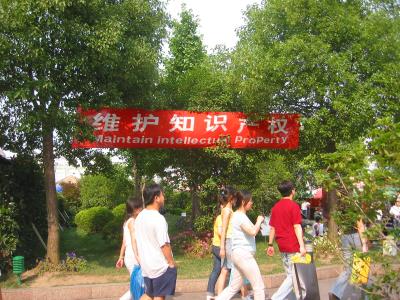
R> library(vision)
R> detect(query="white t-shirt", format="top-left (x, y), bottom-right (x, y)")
top-left (135, 209), bottom-right (170, 278)
top-left (231, 211), bottom-right (256, 253)
top-left (123, 218), bottom-right (138, 266)
top-left (390, 205), bottom-right (400, 219)
top-left (301, 201), bottom-right (310, 210)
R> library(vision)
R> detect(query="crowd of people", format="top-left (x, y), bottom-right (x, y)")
top-left (115, 181), bottom-right (400, 300)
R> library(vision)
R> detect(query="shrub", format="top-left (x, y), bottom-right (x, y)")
top-left (102, 217), bottom-right (123, 244)
top-left (80, 166), bottom-right (133, 209)
top-left (102, 204), bottom-right (126, 243)
top-left (0, 203), bottom-right (19, 273)
top-left (0, 156), bottom-right (47, 272)
top-left (35, 252), bottom-right (87, 275)
top-left (60, 182), bottom-right (80, 214)
top-left (171, 230), bottom-right (212, 258)
top-left (112, 203), bottom-right (126, 221)
top-left (74, 207), bottom-right (113, 234)
top-left (193, 214), bottom-right (214, 233)
top-left (80, 175), bottom-right (115, 208)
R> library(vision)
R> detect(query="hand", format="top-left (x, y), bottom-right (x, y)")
top-left (265, 246), bottom-right (274, 256)
top-left (257, 216), bottom-right (265, 223)
top-left (168, 261), bottom-right (176, 268)
top-left (362, 243), bottom-right (368, 253)
top-left (299, 245), bottom-right (306, 256)
top-left (220, 248), bottom-right (226, 259)
top-left (116, 257), bottom-right (124, 268)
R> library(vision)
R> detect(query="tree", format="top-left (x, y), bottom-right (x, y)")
top-left (0, 0), bottom-right (166, 263)
top-left (234, 0), bottom-right (400, 239)
top-left (317, 118), bottom-right (400, 299)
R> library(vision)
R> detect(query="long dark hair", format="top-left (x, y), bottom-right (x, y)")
top-left (234, 190), bottom-right (252, 210)
top-left (220, 186), bottom-right (237, 207)
top-left (125, 197), bottom-right (143, 220)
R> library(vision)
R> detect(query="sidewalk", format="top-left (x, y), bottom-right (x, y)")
top-left (1, 265), bottom-right (342, 300)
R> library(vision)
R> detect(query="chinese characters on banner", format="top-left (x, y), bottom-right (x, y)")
top-left (72, 108), bottom-right (300, 149)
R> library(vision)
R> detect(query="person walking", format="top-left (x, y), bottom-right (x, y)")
top-left (135, 184), bottom-right (177, 300)
top-left (328, 219), bottom-right (368, 300)
top-left (116, 197), bottom-right (143, 300)
top-left (206, 204), bottom-right (223, 300)
top-left (216, 186), bottom-right (237, 294)
top-left (389, 192), bottom-right (400, 227)
top-left (217, 190), bottom-right (266, 300)
top-left (266, 180), bottom-right (306, 300)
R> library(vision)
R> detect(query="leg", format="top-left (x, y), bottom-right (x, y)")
top-left (217, 265), bottom-right (243, 300)
top-left (120, 259), bottom-right (135, 300)
top-left (207, 246), bottom-right (222, 296)
top-left (271, 253), bottom-right (296, 300)
top-left (330, 233), bottom-right (362, 299)
top-left (216, 267), bottom-right (230, 295)
top-left (232, 249), bottom-right (265, 300)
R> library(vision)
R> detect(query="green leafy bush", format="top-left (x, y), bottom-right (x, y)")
top-left (80, 172), bottom-right (132, 209)
top-left (74, 207), bottom-right (113, 234)
top-left (60, 182), bottom-right (80, 214)
top-left (36, 252), bottom-right (87, 275)
top-left (193, 214), bottom-right (214, 233)
top-left (101, 204), bottom-right (126, 243)
top-left (0, 203), bottom-right (19, 273)
top-left (112, 203), bottom-right (126, 221)
top-left (0, 156), bottom-right (47, 272)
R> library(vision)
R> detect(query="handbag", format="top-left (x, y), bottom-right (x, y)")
top-left (130, 265), bottom-right (145, 300)
top-left (350, 253), bottom-right (370, 284)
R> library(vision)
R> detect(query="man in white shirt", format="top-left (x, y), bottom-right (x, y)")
top-left (301, 201), bottom-right (310, 219)
top-left (389, 193), bottom-right (400, 227)
top-left (135, 184), bottom-right (176, 300)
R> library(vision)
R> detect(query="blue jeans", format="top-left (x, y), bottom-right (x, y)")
top-left (207, 245), bottom-right (222, 295)
top-left (271, 253), bottom-right (297, 300)
top-left (330, 233), bottom-right (362, 299)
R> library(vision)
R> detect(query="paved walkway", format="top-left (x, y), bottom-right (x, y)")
top-left (1, 265), bottom-right (342, 300)
top-left (171, 277), bottom-right (336, 300)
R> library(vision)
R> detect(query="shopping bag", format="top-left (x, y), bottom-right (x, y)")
top-left (350, 254), bottom-right (370, 284)
top-left (130, 265), bottom-right (145, 300)
top-left (292, 261), bottom-right (320, 300)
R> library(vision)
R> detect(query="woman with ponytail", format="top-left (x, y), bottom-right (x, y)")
top-left (216, 186), bottom-right (237, 295)
top-left (217, 191), bottom-right (266, 300)
top-left (115, 197), bottom-right (143, 300)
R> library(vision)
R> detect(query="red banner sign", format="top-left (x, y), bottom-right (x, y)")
top-left (72, 108), bottom-right (300, 149)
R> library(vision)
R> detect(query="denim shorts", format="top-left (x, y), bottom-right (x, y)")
top-left (144, 267), bottom-right (177, 297)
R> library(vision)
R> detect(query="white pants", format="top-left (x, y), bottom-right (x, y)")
top-left (218, 248), bottom-right (265, 300)
top-left (120, 257), bottom-right (136, 300)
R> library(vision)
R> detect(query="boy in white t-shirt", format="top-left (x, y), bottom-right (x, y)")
top-left (135, 184), bottom-right (176, 300)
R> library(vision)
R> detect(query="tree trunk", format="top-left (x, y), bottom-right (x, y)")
top-left (326, 189), bottom-right (339, 242)
top-left (190, 184), bottom-right (200, 226)
top-left (43, 128), bottom-right (59, 264)
top-left (131, 154), bottom-right (142, 201)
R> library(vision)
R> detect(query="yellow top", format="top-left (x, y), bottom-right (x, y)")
top-left (212, 215), bottom-right (222, 246)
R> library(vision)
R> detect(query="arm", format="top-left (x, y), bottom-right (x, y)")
top-left (127, 220), bottom-right (140, 264)
top-left (116, 237), bottom-right (126, 268)
top-left (240, 216), bottom-right (264, 236)
top-left (161, 243), bottom-right (175, 268)
top-left (219, 208), bottom-right (231, 258)
top-left (266, 226), bottom-right (275, 256)
top-left (294, 224), bottom-right (306, 255)
top-left (357, 219), bottom-right (368, 252)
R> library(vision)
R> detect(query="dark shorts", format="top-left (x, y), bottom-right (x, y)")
top-left (144, 267), bottom-right (177, 297)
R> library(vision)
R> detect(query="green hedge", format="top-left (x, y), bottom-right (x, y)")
top-left (74, 207), bottom-right (113, 234)
top-left (102, 204), bottom-right (126, 243)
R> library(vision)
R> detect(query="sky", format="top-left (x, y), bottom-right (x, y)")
top-left (166, 0), bottom-right (261, 50)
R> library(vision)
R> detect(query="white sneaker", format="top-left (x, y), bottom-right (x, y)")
top-left (206, 295), bottom-right (215, 300)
